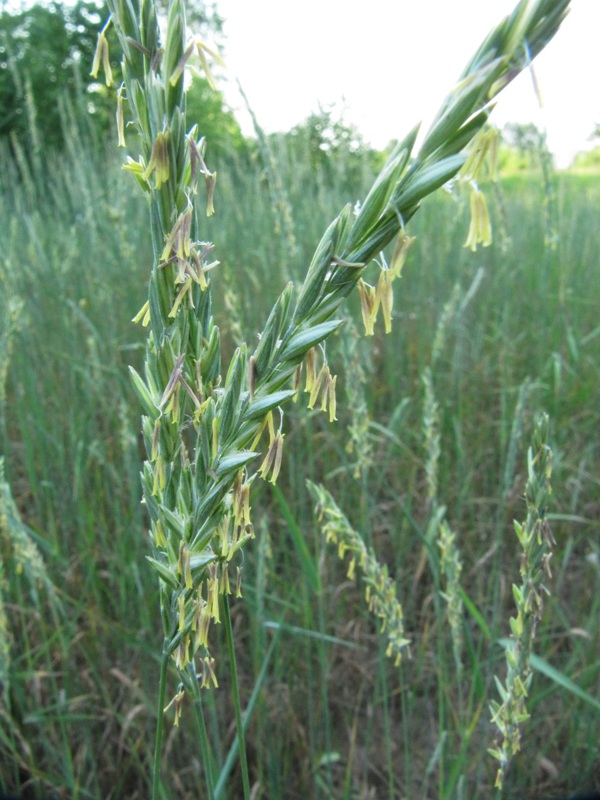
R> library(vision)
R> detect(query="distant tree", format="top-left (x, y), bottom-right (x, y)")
top-left (155, 0), bottom-right (223, 40)
top-left (286, 104), bottom-right (379, 189)
top-left (185, 73), bottom-right (247, 160)
top-left (0, 1), bottom-right (117, 150)
top-left (0, 0), bottom-right (226, 153)
top-left (500, 122), bottom-right (554, 172)
top-left (571, 147), bottom-right (600, 172)
top-left (502, 122), bottom-right (544, 152)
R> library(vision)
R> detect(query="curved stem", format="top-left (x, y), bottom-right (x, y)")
top-left (152, 640), bottom-right (170, 800)
top-left (223, 594), bottom-right (251, 800)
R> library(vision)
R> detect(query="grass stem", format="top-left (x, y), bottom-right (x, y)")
top-left (152, 641), bottom-right (170, 800)
top-left (189, 667), bottom-right (216, 800)
top-left (223, 594), bottom-right (251, 800)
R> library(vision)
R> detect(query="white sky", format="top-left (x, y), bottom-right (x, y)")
top-left (213, 0), bottom-right (599, 167)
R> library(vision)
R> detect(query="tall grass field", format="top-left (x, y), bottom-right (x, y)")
top-left (0, 3), bottom-right (599, 799)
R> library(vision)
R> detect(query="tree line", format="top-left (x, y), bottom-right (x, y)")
top-left (2, 1), bottom-right (588, 172)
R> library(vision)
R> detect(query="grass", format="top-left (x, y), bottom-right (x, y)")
top-left (1, 130), bottom-right (597, 799)
top-left (1, 14), bottom-right (599, 800)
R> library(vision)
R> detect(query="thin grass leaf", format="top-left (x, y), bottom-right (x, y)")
top-left (497, 639), bottom-right (600, 713)
top-left (271, 484), bottom-right (320, 593)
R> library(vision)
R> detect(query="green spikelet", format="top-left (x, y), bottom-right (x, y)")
top-left (308, 481), bottom-right (411, 666)
top-left (489, 413), bottom-right (554, 790)
top-left (422, 367), bottom-right (441, 509)
top-left (0, 458), bottom-right (61, 701)
top-left (438, 521), bottom-right (464, 675)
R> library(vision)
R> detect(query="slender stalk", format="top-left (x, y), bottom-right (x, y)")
top-left (152, 640), bottom-right (170, 800)
top-left (188, 664), bottom-right (216, 800)
top-left (489, 413), bottom-right (554, 791)
top-left (223, 594), bottom-right (251, 800)
top-left (214, 628), bottom-right (281, 799)
top-left (378, 651), bottom-right (394, 800)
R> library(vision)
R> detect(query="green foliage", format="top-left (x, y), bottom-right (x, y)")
top-left (499, 121), bottom-right (554, 173)
top-left (571, 146), bottom-right (600, 172)
top-left (284, 105), bottom-right (382, 190)
top-left (0, 1), bottom-right (117, 149)
top-left (0, 0), bottom-right (225, 153)
top-left (155, 0), bottom-right (223, 38)
top-left (185, 74), bottom-right (247, 159)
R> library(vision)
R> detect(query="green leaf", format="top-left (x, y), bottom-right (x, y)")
top-left (391, 153), bottom-right (467, 212)
top-left (129, 366), bottom-right (158, 418)
top-left (262, 621), bottom-right (361, 648)
top-left (295, 214), bottom-right (344, 322)
top-left (498, 638), bottom-right (600, 712)
top-left (460, 587), bottom-right (493, 641)
top-left (163, 0), bottom-right (185, 116)
top-left (271, 485), bottom-right (320, 593)
top-left (254, 283), bottom-right (294, 379)
top-left (245, 389), bottom-right (296, 421)
top-left (344, 134), bottom-right (414, 253)
top-left (279, 320), bottom-right (343, 362)
top-left (493, 674), bottom-right (508, 703)
top-left (512, 584), bottom-right (523, 606)
top-left (419, 59), bottom-right (502, 160)
top-left (434, 108), bottom-right (493, 162)
top-left (146, 556), bottom-right (179, 589)
top-left (219, 344), bottom-right (248, 441)
top-left (158, 505), bottom-right (186, 538)
top-left (214, 450), bottom-right (258, 476)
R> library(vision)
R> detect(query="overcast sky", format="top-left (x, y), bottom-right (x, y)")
top-left (213, 0), bottom-right (598, 167)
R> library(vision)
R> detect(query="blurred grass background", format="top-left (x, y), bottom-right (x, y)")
top-left (0, 111), bottom-right (599, 800)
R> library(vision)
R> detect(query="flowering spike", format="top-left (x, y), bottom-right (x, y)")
top-left (105, 0), bottom-right (569, 707)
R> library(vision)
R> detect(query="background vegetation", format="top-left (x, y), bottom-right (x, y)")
top-left (0, 2), bottom-right (598, 799)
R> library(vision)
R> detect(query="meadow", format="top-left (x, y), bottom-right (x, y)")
top-left (0, 119), bottom-right (599, 799)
